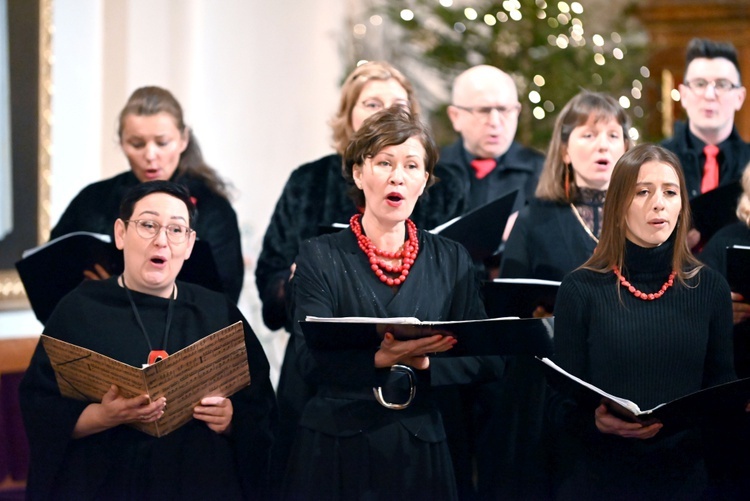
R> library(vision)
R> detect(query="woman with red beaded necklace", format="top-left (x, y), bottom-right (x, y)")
top-left (281, 107), bottom-right (501, 500)
top-left (549, 144), bottom-right (737, 499)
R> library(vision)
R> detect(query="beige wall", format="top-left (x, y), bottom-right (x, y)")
top-left (1, 0), bottom-right (349, 385)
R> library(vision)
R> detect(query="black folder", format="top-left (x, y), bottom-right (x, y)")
top-left (430, 190), bottom-right (519, 261)
top-left (481, 278), bottom-right (561, 318)
top-left (691, 181), bottom-right (742, 244)
top-left (726, 245), bottom-right (750, 298)
top-left (16, 232), bottom-right (223, 324)
top-left (539, 357), bottom-right (750, 431)
top-left (300, 316), bottom-right (554, 357)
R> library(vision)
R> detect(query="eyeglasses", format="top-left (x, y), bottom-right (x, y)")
top-left (452, 104), bottom-right (520, 119)
top-left (683, 78), bottom-right (742, 95)
top-left (125, 219), bottom-right (193, 244)
top-left (359, 99), bottom-right (409, 112)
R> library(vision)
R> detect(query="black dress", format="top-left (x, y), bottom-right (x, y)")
top-left (255, 154), bottom-right (464, 492)
top-left (550, 238), bottom-right (735, 500)
top-left (50, 171), bottom-right (244, 303)
top-left (19, 278), bottom-right (277, 500)
top-left (282, 228), bottom-right (503, 500)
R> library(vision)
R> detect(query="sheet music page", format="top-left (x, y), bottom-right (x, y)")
top-left (41, 335), bottom-right (147, 402)
top-left (142, 321), bottom-right (251, 436)
top-left (42, 321), bottom-right (251, 437)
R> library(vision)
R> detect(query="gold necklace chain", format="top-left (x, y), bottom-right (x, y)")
top-left (570, 203), bottom-right (599, 244)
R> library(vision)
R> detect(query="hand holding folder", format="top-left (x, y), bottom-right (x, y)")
top-left (540, 357), bottom-right (750, 431)
top-left (301, 316), bottom-right (554, 357)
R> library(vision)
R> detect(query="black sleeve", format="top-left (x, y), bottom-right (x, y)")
top-left (544, 276), bottom-right (598, 438)
top-left (290, 239), bottom-right (383, 388)
top-left (255, 171), bottom-right (308, 331)
top-left (192, 193), bottom-right (244, 304)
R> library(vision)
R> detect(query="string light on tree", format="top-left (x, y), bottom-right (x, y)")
top-left (355, 0), bottom-right (649, 148)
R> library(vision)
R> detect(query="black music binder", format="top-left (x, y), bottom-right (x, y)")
top-left (540, 357), bottom-right (750, 430)
top-left (300, 316), bottom-right (554, 357)
top-left (16, 232), bottom-right (223, 323)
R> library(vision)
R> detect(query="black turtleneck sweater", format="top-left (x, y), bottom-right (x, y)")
top-left (549, 238), bottom-right (735, 496)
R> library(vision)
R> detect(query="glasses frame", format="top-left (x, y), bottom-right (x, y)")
top-left (359, 98), bottom-right (409, 113)
top-left (124, 219), bottom-right (194, 244)
top-left (683, 78), bottom-right (742, 96)
top-left (452, 103), bottom-right (521, 119)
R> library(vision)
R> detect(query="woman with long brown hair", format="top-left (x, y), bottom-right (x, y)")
top-left (549, 143), bottom-right (735, 498)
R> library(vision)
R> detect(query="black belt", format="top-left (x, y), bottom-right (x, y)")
top-left (318, 365), bottom-right (418, 410)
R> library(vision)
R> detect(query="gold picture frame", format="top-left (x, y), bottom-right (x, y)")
top-left (0, 0), bottom-right (52, 311)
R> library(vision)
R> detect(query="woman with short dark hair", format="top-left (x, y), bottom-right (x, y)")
top-left (282, 107), bottom-right (501, 500)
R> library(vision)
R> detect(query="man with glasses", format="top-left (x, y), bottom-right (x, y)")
top-left (662, 38), bottom-right (750, 199)
top-left (437, 64), bottom-right (544, 216)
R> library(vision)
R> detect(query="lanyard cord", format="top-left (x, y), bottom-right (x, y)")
top-left (121, 275), bottom-right (175, 353)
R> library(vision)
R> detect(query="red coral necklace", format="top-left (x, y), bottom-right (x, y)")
top-left (613, 266), bottom-right (676, 301)
top-left (350, 213), bottom-right (419, 286)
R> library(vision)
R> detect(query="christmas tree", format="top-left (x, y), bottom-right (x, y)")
top-left (348, 0), bottom-right (649, 149)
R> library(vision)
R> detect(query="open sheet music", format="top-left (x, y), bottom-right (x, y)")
top-left (42, 321), bottom-right (251, 437)
top-left (539, 357), bottom-right (750, 430)
top-left (301, 316), bottom-right (554, 357)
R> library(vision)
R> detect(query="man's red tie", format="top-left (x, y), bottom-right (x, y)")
top-left (470, 158), bottom-right (497, 180)
top-left (701, 144), bottom-right (720, 193)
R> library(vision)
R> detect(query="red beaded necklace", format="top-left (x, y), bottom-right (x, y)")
top-left (350, 213), bottom-right (419, 286)
top-left (613, 266), bottom-right (676, 301)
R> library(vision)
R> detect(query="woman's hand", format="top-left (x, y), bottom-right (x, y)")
top-left (72, 384), bottom-right (166, 438)
top-left (594, 403), bottom-right (662, 440)
top-left (731, 292), bottom-right (750, 325)
top-left (374, 332), bottom-right (456, 370)
top-left (532, 305), bottom-right (553, 318)
top-left (82, 263), bottom-right (111, 281)
top-left (194, 396), bottom-right (233, 435)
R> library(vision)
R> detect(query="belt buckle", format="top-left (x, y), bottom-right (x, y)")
top-left (372, 364), bottom-right (416, 410)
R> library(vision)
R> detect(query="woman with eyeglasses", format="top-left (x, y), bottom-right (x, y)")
top-left (20, 181), bottom-right (277, 500)
top-left (50, 86), bottom-right (243, 304)
top-left (256, 61), bottom-right (460, 492)
top-left (485, 91), bottom-right (632, 499)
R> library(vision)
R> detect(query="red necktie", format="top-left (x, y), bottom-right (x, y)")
top-left (701, 144), bottom-right (720, 193)
top-left (470, 158), bottom-right (497, 180)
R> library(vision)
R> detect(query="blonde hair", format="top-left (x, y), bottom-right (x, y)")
top-left (329, 62), bottom-right (420, 155)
